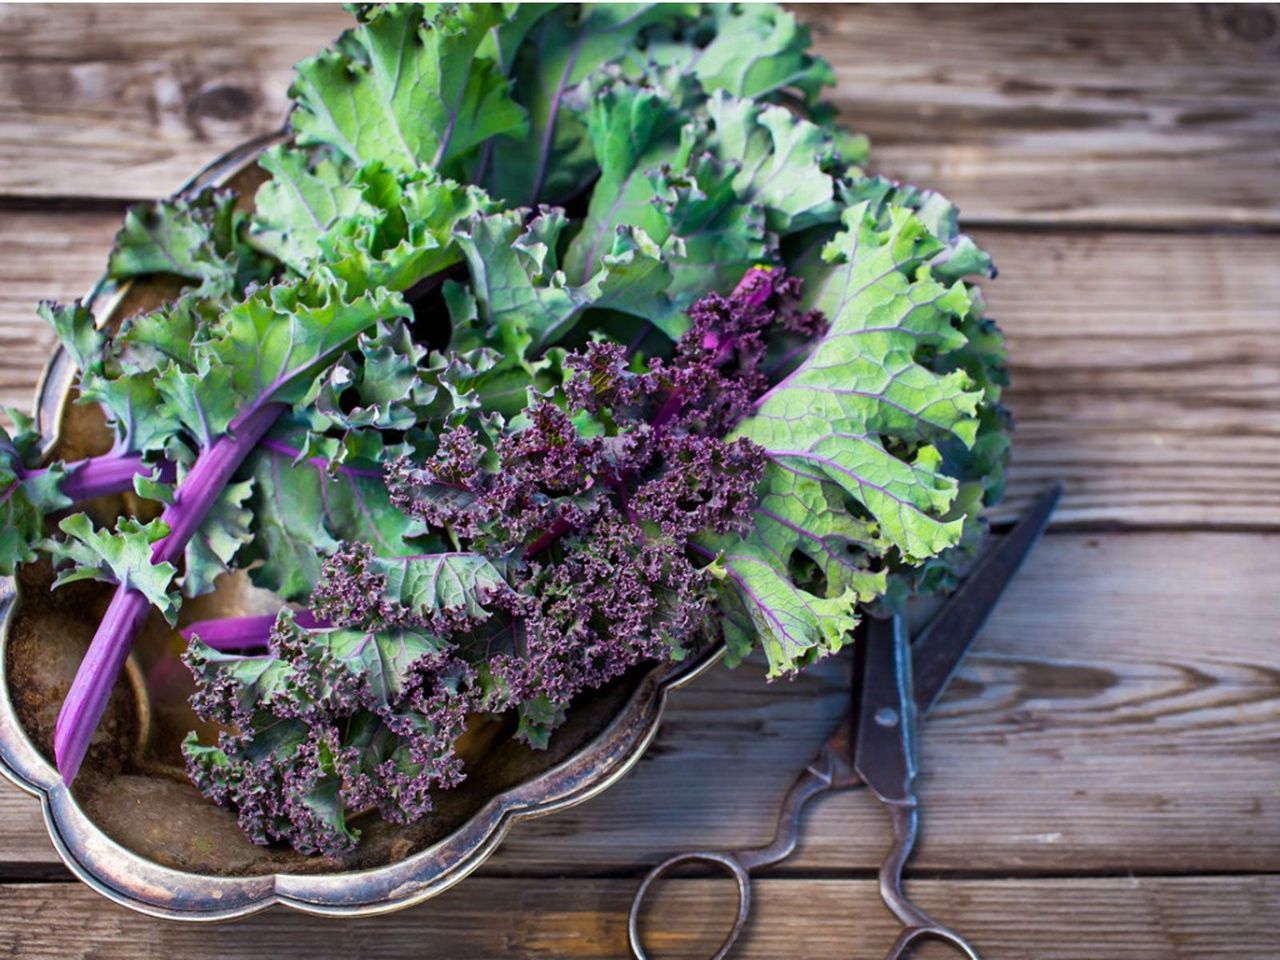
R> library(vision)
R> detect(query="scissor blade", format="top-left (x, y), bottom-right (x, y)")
top-left (853, 614), bottom-right (917, 804)
top-left (912, 482), bottom-right (1062, 717)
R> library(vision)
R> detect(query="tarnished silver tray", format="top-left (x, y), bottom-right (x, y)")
top-left (0, 134), bottom-right (722, 921)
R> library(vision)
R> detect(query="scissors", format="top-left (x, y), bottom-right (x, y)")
top-left (629, 483), bottom-right (1062, 960)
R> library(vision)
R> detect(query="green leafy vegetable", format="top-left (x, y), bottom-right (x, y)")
top-left (289, 3), bottom-right (528, 176)
top-left (0, 412), bottom-right (70, 574)
top-left (10, 3), bottom-right (1009, 856)
top-left (44, 514), bottom-right (180, 623)
top-left (637, 3), bottom-right (835, 105)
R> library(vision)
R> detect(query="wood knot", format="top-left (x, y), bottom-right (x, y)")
top-left (187, 83), bottom-right (258, 123)
top-left (1206, 4), bottom-right (1279, 49)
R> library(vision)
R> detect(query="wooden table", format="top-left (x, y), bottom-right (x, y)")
top-left (1, 5), bottom-right (1278, 957)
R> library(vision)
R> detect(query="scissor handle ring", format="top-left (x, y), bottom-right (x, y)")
top-left (628, 851), bottom-right (752, 960)
top-left (887, 925), bottom-right (981, 960)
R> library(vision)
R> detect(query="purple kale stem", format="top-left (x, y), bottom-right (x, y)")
top-left (181, 609), bottom-right (328, 650)
top-left (57, 453), bottom-right (176, 501)
top-left (13, 432), bottom-right (382, 510)
top-left (524, 517), bottom-right (574, 558)
top-left (54, 401), bottom-right (286, 784)
top-left (4, 452), bottom-right (175, 504)
top-left (527, 32), bottom-right (584, 205)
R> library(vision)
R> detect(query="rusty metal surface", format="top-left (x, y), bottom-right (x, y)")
top-left (0, 133), bottom-right (724, 921)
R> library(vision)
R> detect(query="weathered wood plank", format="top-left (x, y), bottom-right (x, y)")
top-left (0, 4), bottom-right (350, 200)
top-left (0, 211), bottom-right (116, 414)
top-left (4, 212), bottom-right (1277, 529)
top-left (0, 875), bottom-right (1277, 959)
top-left (0, 5), bottom-right (1277, 224)
top-left (983, 228), bottom-right (1280, 529)
top-left (816, 4), bottom-right (1280, 226)
top-left (489, 530), bottom-right (1280, 876)
top-left (3, 532), bottom-right (1278, 875)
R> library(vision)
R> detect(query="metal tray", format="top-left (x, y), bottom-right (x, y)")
top-left (0, 133), bottom-right (722, 921)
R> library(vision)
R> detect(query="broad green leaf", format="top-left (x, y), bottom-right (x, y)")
top-left (43, 514), bottom-right (180, 623)
top-left (253, 151), bottom-right (498, 293)
top-left (241, 422), bottom-right (427, 601)
top-left (837, 176), bottom-right (995, 283)
top-left (560, 78), bottom-right (844, 322)
top-left (715, 196), bottom-right (988, 674)
top-left (561, 67), bottom-right (697, 284)
top-left (483, 3), bottom-right (697, 205)
top-left (712, 547), bottom-right (869, 676)
top-left (475, 3), bottom-right (551, 72)
top-left (448, 207), bottom-right (680, 363)
top-left (39, 301), bottom-right (104, 376)
top-left (704, 92), bottom-right (842, 234)
top-left (739, 200), bottom-right (982, 557)
top-left (642, 145), bottom-right (771, 310)
top-left (205, 271), bottom-right (411, 409)
top-left (629, 93), bottom-right (843, 309)
top-left (833, 176), bottom-right (1008, 603)
top-left (576, 227), bottom-right (686, 341)
top-left (77, 372), bottom-right (180, 458)
top-left (112, 293), bottom-right (221, 375)
top-left (82, 272), bottom-right (410, 461)
top-left (311, 318), bottom-right (432, 438)
top-left (320, 163), bottom-right (498, 294)
top-left (372, 552), bottom-right (507, 625)
top-left (154, 356), bottom-right (239, 449)
top-left (637, 4), bottom-right (835, 105)
top-left (289, 3), bottom-right (527, 176)
top-left (107, 189), bottom-right (270, 298)
top-left (182, 477), bottom-right (255, 598)
top-left (0, 416), bottom-right (70, 575)
top-left (250, 145), bottom-right (368, 272)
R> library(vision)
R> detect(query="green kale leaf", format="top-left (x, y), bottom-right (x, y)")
top-left (289, 3), bottom-right (528, 177)
top-left (43, 514), bottom-right (180, 623)
top-left (716, 196), bottom-right (988, 675)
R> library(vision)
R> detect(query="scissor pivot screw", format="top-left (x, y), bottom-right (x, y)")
top-left (874, 707), bottom-right (900, 728)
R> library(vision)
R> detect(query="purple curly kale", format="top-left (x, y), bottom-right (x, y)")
top-left (378, 269), bottom-right (811, 741)
top-left (181, 269), bottom-right (812, 855)
top-left (184, 613), bottom-right (480, 855)
top-left (19, 2), bottom-right (1009, 867)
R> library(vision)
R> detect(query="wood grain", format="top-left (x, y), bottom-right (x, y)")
top-left (816, 3), bottom-right (1280, 227)
top-left (3, 532), bottom-right (1278, 876)
top-left (0, 875), bottom-right (1276, 959)
top-left (983, 228), bottom-right (1280, 529)
top-left (4, 212), bottom-right (1277, 530)
top-left (0, 5), bottom-right (1278, 225)
top-left (0, 4), bottom-right (350, 200)
top-left (0, 210), bottom-right (117, 415)
top-left (0, 6), bottom-right (1277, 956)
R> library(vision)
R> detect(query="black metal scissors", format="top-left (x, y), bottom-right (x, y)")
top-left (629, 483), bottom-right (1062, 960)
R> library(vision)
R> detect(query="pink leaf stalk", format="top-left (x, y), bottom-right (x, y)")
top-left (5, 452), bottom-right (174, 504)
top-left (54, 402), bottom-right (284, 784)
top-left (57, 454), bottom-right (175, 502)
top-left (181, 609), bottom-right (328, 651)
